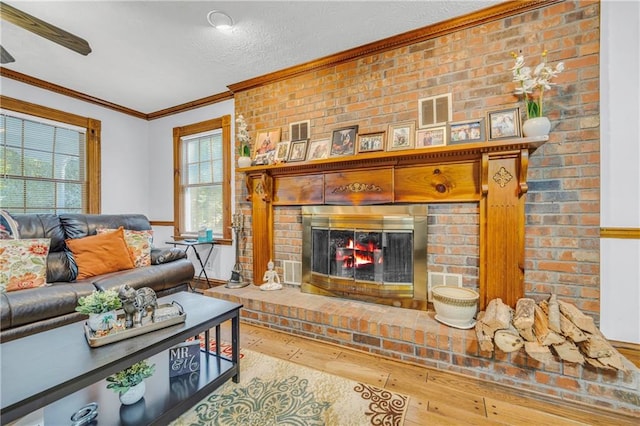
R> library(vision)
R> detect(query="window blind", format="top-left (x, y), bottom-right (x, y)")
top-left (0, 112), bottom-right (87, 214)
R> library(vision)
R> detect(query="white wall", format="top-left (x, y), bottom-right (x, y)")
top-left (600, 0), bottom-right (640, 343)
top-left (1, 78), bottom-right (150, 214)
top-left (1, 77), bottom-right (237, 283)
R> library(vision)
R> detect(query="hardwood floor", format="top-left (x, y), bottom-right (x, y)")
top-left (215, 321), bottom-right (638, 425)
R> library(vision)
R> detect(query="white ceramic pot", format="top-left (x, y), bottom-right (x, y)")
top-left (119, 381), bottom-right (146, 405)
top-left (432, 286), bottom-right (479, 328)
top-left (522, 116), bottom-right (551, 137)
top-left (87, 311), bottom-right (117, 332)
top-left (237, 156), bottom-right (252, 168)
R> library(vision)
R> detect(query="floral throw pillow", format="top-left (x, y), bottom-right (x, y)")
top-left (97, 228), bottom-right (153, 268)
top-left (0, 238), bottom-right (50, 292)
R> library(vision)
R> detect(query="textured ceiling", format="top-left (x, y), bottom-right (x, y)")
top-left (0, 1), bottom-right (500, 114)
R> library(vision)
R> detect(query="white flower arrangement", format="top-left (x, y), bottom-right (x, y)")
top-left (511, 50), bottom-right (565, 119)
top-left (236, 114), bottom-right (252, 157)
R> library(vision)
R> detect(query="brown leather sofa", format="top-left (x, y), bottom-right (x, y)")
top-left (0, 213), bottom-right (195, 342)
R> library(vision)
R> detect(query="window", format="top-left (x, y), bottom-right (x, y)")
top-left (173, 115), bottom-right (231, 243)
top-left (0, 96), bottom-right (101, 214)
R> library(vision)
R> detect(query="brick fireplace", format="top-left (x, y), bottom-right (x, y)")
top-left (227, 0), bottom-right (639, 416)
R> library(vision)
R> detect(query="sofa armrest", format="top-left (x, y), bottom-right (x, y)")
top-left (151, 247), bottom-right (187, 265)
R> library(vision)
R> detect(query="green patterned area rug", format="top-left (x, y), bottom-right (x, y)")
top-left (171, 349), bottom-right (408, 426)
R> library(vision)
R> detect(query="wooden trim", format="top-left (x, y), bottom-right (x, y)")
top-left (149, 221), bottom-right (174, 227)
top-left (147, 92), bottom-right (234, 120)
top-left (86, 118), bottom-right (101, 213)
top-left (0, 68), bottom-right (147, 119)
top-left (1, 68), bottom-right (234, 120)
top-left (0, 95), bottom-right (102, 214)
top-left (600, 227), bottom-right (640, 239)
top-left (228, 0), bottom-right (560, 93)
top-left (173, 115), bottom-right (232, 241)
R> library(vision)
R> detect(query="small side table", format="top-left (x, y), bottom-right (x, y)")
top-left (166, 240), bottom-right (215, 288)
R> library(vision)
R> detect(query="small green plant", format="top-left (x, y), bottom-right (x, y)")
top-left (106, 360), bottom-right (155, 394)
top-left (75, 289), bottom-right (122, 315)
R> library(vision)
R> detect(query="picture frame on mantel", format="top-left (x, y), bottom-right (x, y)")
top-left (487, 107), bottom-right (521, 140)
top-left (253, 128), bottom-right (281, 160)
top-left (387, 121), bottom-right (415, 151)
top-left (415, 126), bottom-right (447, 149)
top-left (307, 139), bottom-right (330, 161)
top-left (288, 139), bottom-right (308, 162)
top-left (330, 125), bottom-right (358, 157)
top-left (274, 140), bottom-right (291, 163)
top-left (448, 118), bottom-right (485, 144)
top-left (357, 131), bottom-right (385, 153)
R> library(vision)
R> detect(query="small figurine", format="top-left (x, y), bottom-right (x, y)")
top-left (118, 285), bottom-right (158, 328)
top-left (260, 260), bottom-right (282, 291)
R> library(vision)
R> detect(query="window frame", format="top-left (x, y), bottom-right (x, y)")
top-left (0, 95), bottom-right (101, 213)
top-left (173, 115), bottom-right (231, 244)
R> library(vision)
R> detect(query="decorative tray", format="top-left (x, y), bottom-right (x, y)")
top-left (84, 302), bottom-right (186, 347)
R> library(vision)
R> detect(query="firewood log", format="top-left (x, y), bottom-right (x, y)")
top-left (494, 324), bottom-right (524, 353)
top-left (552, 340), bottom-right (585, 364)
top-left (557, 299), bottom-right (598, 334)
top-left (533, 304), bottom-right (565, 346)
top-left (480, 298), bottom-right (512, 335)
top-left (598, 353), bottom-right (627, 372)
top-left (475, 311), bottom-right (494, 353)
top-left (513, 298), bottom-right (535, 342)
top-left (580, 334), bottom-right (614, 359)
top-left (559, 313), bottom-right (588, 343)
top-left (524, 341), bottom-right (555, 364)
top-left (546, 294), bottom-right (561, 333)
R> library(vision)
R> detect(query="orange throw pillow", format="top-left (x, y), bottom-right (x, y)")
top-left (66, 227), bottom-right (135, 280)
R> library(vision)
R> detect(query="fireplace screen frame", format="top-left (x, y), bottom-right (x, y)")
top-left (301, 205), bottom-right (428, 310)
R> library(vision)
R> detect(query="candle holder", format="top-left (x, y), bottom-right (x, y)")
top-left (226, 213), bottom-right (249, 288)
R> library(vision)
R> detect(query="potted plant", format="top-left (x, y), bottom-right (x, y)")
top-left (511, 50), bottom-right (565, 137)
top-left (107, 360), bottom-right (155, 405)
top-left (236, 114), bottom-right (253, 168)
top-left (76, 289), bottom-right (122, 332)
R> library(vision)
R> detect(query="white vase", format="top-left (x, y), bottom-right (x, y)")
top-left (522, 116), bottom-right (551, 137)
top-left (87, 311), bottom-right (116, 332)
top-left (237, 156), bottom-right (252, 168)
top-left (119, 381), bottom-right (146, 405)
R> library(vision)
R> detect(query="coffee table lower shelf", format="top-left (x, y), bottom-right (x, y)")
top-left (44, 349), bottom-right (235, 425)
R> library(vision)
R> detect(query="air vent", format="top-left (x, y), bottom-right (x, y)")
top-left (283, 260), bottom-right (302, 285)
top-left (428, 271), bottom-right (462, 301)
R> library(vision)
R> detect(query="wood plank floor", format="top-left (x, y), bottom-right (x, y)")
top-left (214, 321), bottom-right (638, 425)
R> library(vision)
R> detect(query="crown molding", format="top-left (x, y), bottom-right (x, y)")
top-left (147, 91), bottom-right (234, 120)
top-left (0, 67), bottom-right (147, 119)
top-left (228, 0), bottom-right (560, 93)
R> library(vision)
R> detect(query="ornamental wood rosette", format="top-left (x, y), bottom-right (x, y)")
top-left (331, 182), bottom-right (383, 194)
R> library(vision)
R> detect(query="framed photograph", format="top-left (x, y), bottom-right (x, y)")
top-left (418, 93), bottom-right (452, 128)
top-left (387, 121), bottom-right (416, 151)
top-left (357, 132), bottom-right (385, 153)
top-left (307, 139), bottom-right (330, 161)
top-left (415, 126), bottom-right (447, 149)
top-left (252, 153), bottom-right (268, 166)
top-left (330, 125), bottom-right (358, 157)
top-left (275, 141), bottom-right (291, 163)
top-left (448, 118), bottom-right (486, 144)
top-left (487, 107), bottom-right (521, 140)
top-left (287, 139), bottom-right (308, 162)
top-left (253, 128), bottom-right (281, 159)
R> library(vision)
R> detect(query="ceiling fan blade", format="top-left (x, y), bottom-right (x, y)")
top-left (1, 45), bottom-right (15, 63)
top-left (0, 1), bottom-right (91, 56)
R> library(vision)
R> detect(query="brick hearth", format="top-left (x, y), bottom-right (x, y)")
top-left (205, 285), bottom-right (640, 415)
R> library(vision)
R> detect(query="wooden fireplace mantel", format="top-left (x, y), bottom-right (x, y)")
top-left (241, 136), bottom-right (548, 309)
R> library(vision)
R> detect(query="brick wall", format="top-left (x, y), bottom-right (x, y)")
top-left (235, 2), bottom-right (601, 318)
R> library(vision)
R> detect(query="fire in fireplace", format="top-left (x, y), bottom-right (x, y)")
top-left (302, 205), bottom-right (428, 310)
